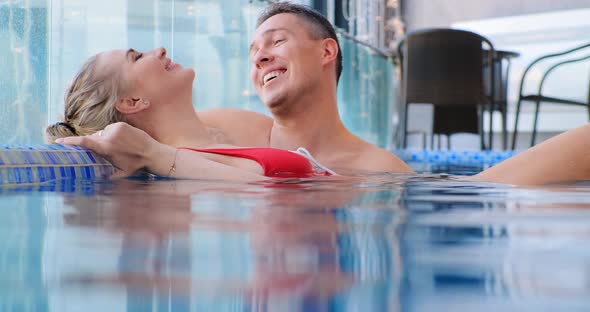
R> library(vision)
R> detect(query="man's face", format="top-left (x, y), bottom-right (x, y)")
top-left (249, 14), bottom-right (324, 115)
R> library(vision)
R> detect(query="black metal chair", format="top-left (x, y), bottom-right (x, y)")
top-left (396, 28), bottom-right (495, 150)
top-left (511, 42), bottom-right (590, 149)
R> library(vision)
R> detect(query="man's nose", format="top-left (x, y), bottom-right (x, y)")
top-left (254, 50), bottom-right (274, 69)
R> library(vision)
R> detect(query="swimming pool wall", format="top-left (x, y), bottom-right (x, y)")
top-left (0, 145), bottom-right (113, 185)
top-left (0, 145), bottom-right (518, 185)
top-left (0, 0), bottom-right (396, 148)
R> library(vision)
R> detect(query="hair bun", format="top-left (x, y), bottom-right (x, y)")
top-left (56, 121), bottom-right (77, 135)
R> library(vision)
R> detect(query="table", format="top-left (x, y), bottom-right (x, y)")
top-left (483, 49), bottom-right (520, 150)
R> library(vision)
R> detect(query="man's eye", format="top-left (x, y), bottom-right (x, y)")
top-left (134, 53), bottom-right (143, 61)
top-left (274, 39), bottom-right (285, 45)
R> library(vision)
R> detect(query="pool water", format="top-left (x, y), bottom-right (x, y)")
top-left (1, 175), bottom-right (590, 311)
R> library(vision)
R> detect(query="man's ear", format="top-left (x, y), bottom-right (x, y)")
top-left (321, 38), bottom-right (339, 66)
top-left (115, 96), bottom-right (150, 115)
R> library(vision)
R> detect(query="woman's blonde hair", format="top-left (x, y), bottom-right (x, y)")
top-left (45, 54), bottom-right (126, 142)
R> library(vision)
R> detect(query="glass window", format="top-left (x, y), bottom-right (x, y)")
top-left (1, 0), bottom-right (395, 148)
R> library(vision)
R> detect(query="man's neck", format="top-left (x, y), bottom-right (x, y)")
top-left (269, 95), bottom-right (351, 157)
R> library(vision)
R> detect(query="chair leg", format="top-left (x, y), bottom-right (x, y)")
top-left (447, 134), bottom-right (451, 150)
top-left (402, 104), bottom-right (408, 148)
top-left (501, 103), bottom-right (507, 150)
top-left (480, 132), bottom-right (486, 150)
top-left (531, 101), bottom-right (541, 147)
top-left (511, 99), bottom-right (523, 150)
top-left (479, 108), bottom-right (486, 150)
top-left (430, 134), bottom-right (434, 150)
top-left (488, 104), bottom-right (493, 150)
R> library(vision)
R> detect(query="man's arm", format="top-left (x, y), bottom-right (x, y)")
top-left (199, 108), bottom-right (273, 146)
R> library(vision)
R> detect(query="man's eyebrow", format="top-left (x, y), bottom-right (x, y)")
top-left (125, 48), bottom-right (135, 62)
top-left (249, 28), bottom-right (293, 54)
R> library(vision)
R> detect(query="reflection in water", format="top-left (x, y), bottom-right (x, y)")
top-left (54, 178), bottom-right (402, 311)
top-left (1, 177), bottom-right (590, 311)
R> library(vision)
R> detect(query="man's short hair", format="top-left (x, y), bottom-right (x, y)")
top-left (257, 2), bottom-right (343, 83)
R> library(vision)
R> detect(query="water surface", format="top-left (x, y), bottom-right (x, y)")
top-left (1, 175), bottom-right (590, 311)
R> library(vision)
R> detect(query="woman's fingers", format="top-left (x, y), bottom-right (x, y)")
top-left (56, 135), bottom-right (102, 152)
top-left (54, 122), bottom-right (152, 177)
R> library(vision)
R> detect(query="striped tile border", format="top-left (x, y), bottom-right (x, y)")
top-left (0, 145), bottom-right (114, 185)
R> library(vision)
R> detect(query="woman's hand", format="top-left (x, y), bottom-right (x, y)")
top-left (56, 122), bottom-right (166, 177)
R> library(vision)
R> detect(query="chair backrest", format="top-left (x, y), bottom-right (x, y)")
top-left (398, 28), bottom-right (493, 107)
top-left (397, 28), bottom-right (494, 139)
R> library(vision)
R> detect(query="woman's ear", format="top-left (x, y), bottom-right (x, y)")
top-left (115, 96), bottom-right (150, 115)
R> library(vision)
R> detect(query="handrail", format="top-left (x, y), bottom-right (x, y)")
top-left (516, 42), bottom-right (590, 106)
top-left (538, 54), bottom-right (590, 97)
top-left (511, 42), bottom-right (590, 149)
top-left (527, 54), bottom-right (590, 145)
top-left (335, 28), bottom-right (395, 60)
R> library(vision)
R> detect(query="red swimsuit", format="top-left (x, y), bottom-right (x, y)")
top-left (178, 147), bottom-right (331, 178)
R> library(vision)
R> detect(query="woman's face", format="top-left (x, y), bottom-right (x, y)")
top-left (97, 47), bottom-right (195, 107)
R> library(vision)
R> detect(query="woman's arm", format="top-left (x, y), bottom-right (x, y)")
top-left (472, 124), bottom-right (590, 185)
top-left (56, 122), bottom-right (265, 182)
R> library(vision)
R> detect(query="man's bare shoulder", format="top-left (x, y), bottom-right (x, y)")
top-left (334, 138), bottom-right (413, 173)
top-left (199, 108), bottom-right (273, 146)
top-left (199, 108), bottom-right (273, 127)
top-left (356, 143), bottom-right (414, 173)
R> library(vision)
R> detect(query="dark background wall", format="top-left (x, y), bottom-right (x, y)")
top-left (402, 0), bottom-right (590, 31)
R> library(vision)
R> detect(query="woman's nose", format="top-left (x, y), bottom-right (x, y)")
top-left (146, 47), bottom-right (166, 58)
top-left (158, 47), bottom-right (166, 58)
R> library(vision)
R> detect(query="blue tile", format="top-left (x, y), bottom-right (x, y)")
top-left (14, 168), bottom-right (21, 184)
top-left (25, 167), bottom-right (33, 183)
top-left (38, 167), bottom-right (46, 182)
top-left (86, 151), bottom-right (96, 163)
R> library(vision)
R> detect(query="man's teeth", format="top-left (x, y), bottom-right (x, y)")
top-left (263, 70), bottom-right (285, 85)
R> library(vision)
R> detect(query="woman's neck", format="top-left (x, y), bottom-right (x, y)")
top-left (159, 116), bottom-right (213, 148)
top-left (137, 108), bottom-right (215, 148)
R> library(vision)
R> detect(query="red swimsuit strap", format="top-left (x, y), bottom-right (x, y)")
top-left (177, 147), bottom-right (314, 177)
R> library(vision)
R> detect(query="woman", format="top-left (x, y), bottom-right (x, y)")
top-left (50, 47), bottom-right (590, 185)
top-left (47, 47), bottom-right (333, 181)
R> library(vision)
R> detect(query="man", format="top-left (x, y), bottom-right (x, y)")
top-left (200, 2), bottom-right (412, 174)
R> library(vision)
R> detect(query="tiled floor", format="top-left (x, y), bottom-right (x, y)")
top-left (403, 131), bottom-right (561, 151)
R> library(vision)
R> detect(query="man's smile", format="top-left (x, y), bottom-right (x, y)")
top-left (261, 67), bottom-right (287, 87)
